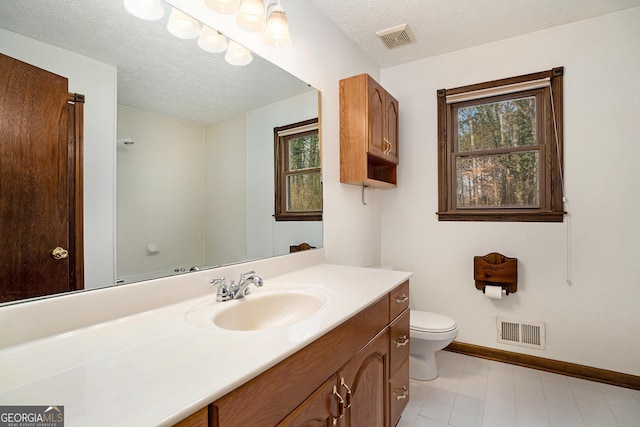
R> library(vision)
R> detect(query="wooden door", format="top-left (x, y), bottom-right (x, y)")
top-left (339, 329), bottom-right (389, 427)
top-left (0, 53), bottom-right (84, 303)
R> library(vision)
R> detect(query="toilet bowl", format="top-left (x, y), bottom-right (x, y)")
top-left (409, 310), bottom-right (458, 380)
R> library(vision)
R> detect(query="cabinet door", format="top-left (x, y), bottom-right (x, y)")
top-left (278, 375), bottom-right (339, 427)
top-left (384, 93), bottom-right (399, 164)
top-left (338, 329), bottom-right (389, 427)
top-left (367, 77), bottom-right (386, 160)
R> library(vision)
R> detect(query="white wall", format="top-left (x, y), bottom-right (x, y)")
top-left (205, 115), bottom-right (248, 266)
top-left (116, 106), bottom-right (205, 279)
top-left (166, 0), bottom-right (383, 267)
top-left (246, 90), bottom-right (323, 260)
top-left (0, 28), bottom-right (116, 289)
top-left (380, 8), bottom-right (640, 376)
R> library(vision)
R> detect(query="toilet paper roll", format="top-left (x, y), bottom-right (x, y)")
top-left (485, 285), bottom-right (503, 300)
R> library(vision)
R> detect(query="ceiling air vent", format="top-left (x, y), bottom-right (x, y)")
top-left (376, 24), bottom-right (416, 49)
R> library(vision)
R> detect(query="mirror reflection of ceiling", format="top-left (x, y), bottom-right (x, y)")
top-left (0, 0), bottom-right (312, 125)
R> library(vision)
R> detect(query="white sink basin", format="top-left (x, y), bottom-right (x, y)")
top-left (185, 285), bottom-right (333, 331)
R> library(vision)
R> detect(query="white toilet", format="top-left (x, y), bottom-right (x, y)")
top-left (410, 310), bottom-right (458, 380)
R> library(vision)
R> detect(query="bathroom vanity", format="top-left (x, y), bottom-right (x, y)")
top-left (0, 258), bottom-right (411, 427)
top-left (210, 280), bottom-right (410, 427)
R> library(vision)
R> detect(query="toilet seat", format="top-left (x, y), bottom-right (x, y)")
top-left (410, 311), bottom-right (456, 333)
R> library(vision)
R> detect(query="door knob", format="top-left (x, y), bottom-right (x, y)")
top-left (52, 247), bottom-right (69, 260)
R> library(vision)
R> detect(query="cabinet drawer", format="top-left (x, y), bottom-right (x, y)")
top-left (389, 309), bottom-right (410, 374)
top-left (389, 281), bottom-right (409, 321)
top-left (389, 358), bottom-right (410, 427)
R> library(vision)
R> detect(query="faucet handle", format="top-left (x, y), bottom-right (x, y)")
top-left (210, 278), bottom-right (232, 302)
top-left (210, 277), bottom-right (226, 288)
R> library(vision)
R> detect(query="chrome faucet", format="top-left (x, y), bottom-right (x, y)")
top-left (233, 271), bottom-right (264, 299)
top-left (211, 271), bottom-right (264, 302)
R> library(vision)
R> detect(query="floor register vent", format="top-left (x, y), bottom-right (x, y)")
top-left (497, 317), bottom-right (546, 350)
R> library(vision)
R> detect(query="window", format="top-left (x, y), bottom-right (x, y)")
top-left (437, 67), bottom-right (565, 222)
top-left (274, 118), bottom-right (322, 221)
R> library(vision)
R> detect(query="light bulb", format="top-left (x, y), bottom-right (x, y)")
top-left (225, 40), bottom-right (253, 66)
top-left (263, 9), bottom-right (291, 48)
top-left (204, 0), bottom-right (240, 15)
top-left (198, 26), bottom-right (228, 53)
top-left (167, 7), bottom-right (201, 40)
top-left (236, 0), bottom-right (266, 32)
top-left (123, 0), bottom-right (164, 21)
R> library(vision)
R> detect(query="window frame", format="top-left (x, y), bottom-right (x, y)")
top-left (437, 67), bottom-right (565, 222)
top-left (274, 118), bottom-right (322, 222)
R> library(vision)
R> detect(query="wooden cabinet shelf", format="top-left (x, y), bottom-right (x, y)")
top-left (340, 73), bottom-right (399, 188)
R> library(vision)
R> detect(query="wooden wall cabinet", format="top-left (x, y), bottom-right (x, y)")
top-left (340, 73), bottom-right (399, 188)
top-left (205, 281), bottom-right (410, 427)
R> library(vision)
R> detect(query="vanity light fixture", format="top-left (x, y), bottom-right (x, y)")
top-left (263, 1), bottom-right (291, 48)
top-left (123, 0), bottom-right (164, 20)
top-left (204, 0), bottom-right (240, 15)
top-left (124, 1), bottom-right (257, 66)
top-left (167, 7), bottom-right (202, 39)
top-left (225, 40), bottom-right (253, 66)
top-left (236, 0), bottom-right (266, 32)
top-left (198, 25), bottom-right (228, 53)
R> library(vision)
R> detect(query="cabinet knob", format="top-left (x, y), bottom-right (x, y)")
top-left (394, 386), bottom-right (409, 400)
top-left (395, 294), bottom-right (408, 304)
top-left (395, 335), bottom-right (410, 348)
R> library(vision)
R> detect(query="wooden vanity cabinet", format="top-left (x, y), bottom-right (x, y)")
top-left (340, 73), bottom-right (399, 188)
top-left (208, 281), bottom-right (410, 427)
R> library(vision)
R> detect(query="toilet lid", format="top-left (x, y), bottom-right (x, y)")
top-left (410, 311), bottom-right (457, 333)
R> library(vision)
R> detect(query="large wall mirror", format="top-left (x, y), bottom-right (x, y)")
top-left (0, 0), bottom-right (321, 305)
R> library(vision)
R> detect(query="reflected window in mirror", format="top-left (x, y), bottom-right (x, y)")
top-left (274, 118), bottom-right (322, 221)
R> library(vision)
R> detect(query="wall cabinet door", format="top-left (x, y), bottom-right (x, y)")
top-left (366, 77), bottom-right (398, 165)
top-left (384, 93), bottom-right (399, 163)
top-left (367, 79), bottom-right (386, 160)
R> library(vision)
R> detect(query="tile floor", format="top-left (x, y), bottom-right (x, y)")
top-left (398, 351), bottom-right (640, 427)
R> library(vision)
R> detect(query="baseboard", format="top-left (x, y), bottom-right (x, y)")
top-left (445, 341), bottom-right (640, 390)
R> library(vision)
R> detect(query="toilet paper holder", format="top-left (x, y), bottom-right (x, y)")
top-left (474, 252), bottom-right (518, 295)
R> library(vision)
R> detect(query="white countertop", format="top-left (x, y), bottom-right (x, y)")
top-left (0, 263), bottom-right (411, 426)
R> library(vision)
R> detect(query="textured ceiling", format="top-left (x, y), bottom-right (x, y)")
top-left (308, 0), bottom-right (640, 68)
top-left (3, 0), bottom-right (639, 123)
top-left (0, 0), bottom-right (312, 125)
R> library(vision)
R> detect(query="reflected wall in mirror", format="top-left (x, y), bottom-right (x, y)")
top-left (0, 0), bottom-right (321, 304)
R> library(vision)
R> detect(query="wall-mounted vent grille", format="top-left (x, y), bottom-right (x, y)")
top-left (497, 317), bottom-right (546, 350)
top-left (375, 24), bottom-right (416, 49)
